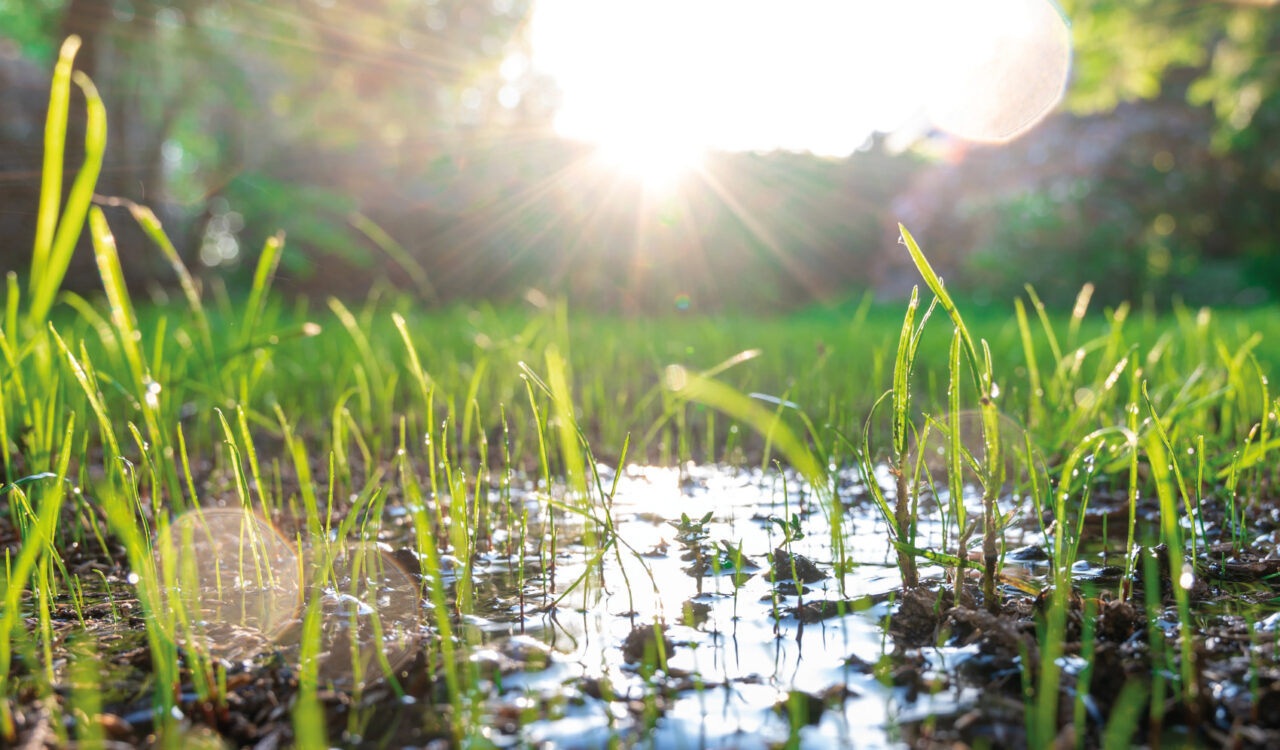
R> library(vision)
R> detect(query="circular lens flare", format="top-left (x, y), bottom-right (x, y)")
top-left (154, 508), bottom-right (302, 660)
top-left (908, 410), bottom-right (1049, 516)
top-left (301, 542), bottom-right (421, 689)
top-left (921, 0), bottom-right (1071, 143)
top-left (154, 509), bottom-right (420, 689)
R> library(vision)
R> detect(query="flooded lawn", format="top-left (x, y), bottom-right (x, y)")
top-left (19, 462), bottom-right (1280, 748)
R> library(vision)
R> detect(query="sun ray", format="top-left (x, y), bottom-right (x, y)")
top-left (693, 164), bottom-right (827, 301)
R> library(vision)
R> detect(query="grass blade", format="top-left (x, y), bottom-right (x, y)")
top-left (28, 68), bottom-right (106, 329)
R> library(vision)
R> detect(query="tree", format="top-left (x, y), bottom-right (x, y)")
top-left (2, 0), bottom-right (539, 282)
top-left (1063, 0), bottom-right (1280, 152)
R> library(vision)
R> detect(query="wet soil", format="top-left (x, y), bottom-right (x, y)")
top-left (3, 463), bottom-right (1279, 748)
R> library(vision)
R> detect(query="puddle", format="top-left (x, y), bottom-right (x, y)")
top-left (24, 463), bottom-right (1280, 747)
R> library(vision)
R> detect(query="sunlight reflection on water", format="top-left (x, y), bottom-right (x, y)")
top-left (147, 463), bottom-right (1029, 747)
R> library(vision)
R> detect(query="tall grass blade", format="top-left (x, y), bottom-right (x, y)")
top-left (121, 199), bottom-right (213, 356)
top-left (29, 37), bottom-right (81, 288)
top-left (348, 211), bottom-right (437, 302)
top-left (239, 232), bottom-right (285, 348)
top-left (898, 224), bottom-right (982, 392)
top-left (28, 68), bottom-right (106, 330)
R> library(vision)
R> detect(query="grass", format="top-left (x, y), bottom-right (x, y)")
top-left (2, 35), bottom-right (1280, 749)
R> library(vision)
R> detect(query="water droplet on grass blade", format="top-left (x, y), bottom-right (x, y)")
top-left (144, 379), bottom-right (162, 409)
top-left (665, 365), bottom-right (688, 391)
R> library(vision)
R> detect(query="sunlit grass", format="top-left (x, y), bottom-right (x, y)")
top-left (2, 33), bottom-right (1279, 750)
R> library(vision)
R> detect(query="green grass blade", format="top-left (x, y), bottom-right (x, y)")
top-left (1014, 297), bottom-right (1043, 428)
top-left (239, 232), bottom-right (285, 348)
top-left (348, 211), bottom-right (437, 302)
top-left (88, 208), bottom-right (145, 388)
top-left (29, 36), bottom-right (81, 288)
top-left (123, 200), bottom-right (213, 356)
top-left (28, 70), bottom-right (106, 329)
top-left (898, 224), bottom-right (983, 393)
top-left (665, 366), bottom-right (825, 491)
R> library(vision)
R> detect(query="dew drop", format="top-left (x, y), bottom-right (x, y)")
top-left (144, 379), bottom-right (162, 409)
top-left (1178, 564), bottom-right (1195, 590)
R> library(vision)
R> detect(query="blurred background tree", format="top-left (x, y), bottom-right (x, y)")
top-left (0, 0), bottom-right (1276, 310)
top-left (1, 0), bottom-right (554, 293)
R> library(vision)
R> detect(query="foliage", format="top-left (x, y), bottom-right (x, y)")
top-left (1064, 0), bottom-right (1279, 148)
top-left (0, 1), bottom-right (1278, 309)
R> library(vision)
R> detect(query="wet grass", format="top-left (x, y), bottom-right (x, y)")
top-left (3, 36), bottom-right (1280, 749)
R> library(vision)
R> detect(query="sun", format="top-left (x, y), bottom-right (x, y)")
top-left (531, 0), bottom-right (1072, 156)
top-left (593, 133), bottom-right (704, 191)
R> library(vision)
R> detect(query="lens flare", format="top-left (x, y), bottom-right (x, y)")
top-left (301, 542), bottom-right (420, 688)
top-left (907, 410), bottom-right (1049, 514)
top-left (922, 0), bottom-right (1072, 143)
top-left (154, 509), bottom-right (419, 688)
top-left (534, 0), bottom-right (1072, 161)
top-left (154, 508), bottom-right (302, 660)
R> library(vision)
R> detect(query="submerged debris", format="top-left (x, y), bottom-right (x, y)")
top-left (891, 586), bottom-right (959, 647)
top-left (621, 623), bottom-right (675, 665)
top-left (771, 547), bottom-right (826, 584)
top-left (773, 689), bottom-right (827, 727)
top-left (470, 635), bottom-right (554, 676)
top-left (789, 598), bottom-right (870, 623)
top-left (1006, 544), bottom-right (1050, 562)
top-left (1125, 543), bottom-right (1212, 599)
